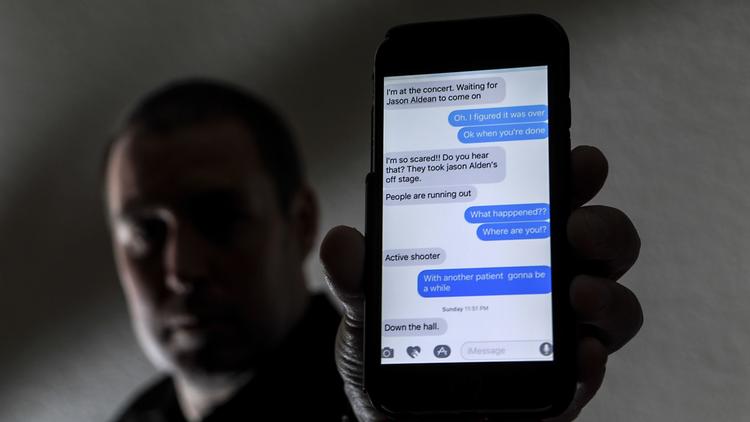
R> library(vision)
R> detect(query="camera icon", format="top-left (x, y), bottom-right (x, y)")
top-left (381, 347), bottom-right (395, 358)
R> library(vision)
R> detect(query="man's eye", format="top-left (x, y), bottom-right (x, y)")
top-left (118, 218), bottom-right (167, 257)
top-left (195, 213), bottom-right (243, 243)
top-left (134, 218), bottom-right (167, 242)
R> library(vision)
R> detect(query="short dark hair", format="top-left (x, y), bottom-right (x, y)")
top-left (104, 78), bottom-right (304, 213)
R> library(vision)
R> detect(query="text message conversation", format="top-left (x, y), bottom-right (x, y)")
top-left (381, 66), bottom-right (553, 364)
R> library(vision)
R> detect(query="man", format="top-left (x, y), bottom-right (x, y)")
top-left (105, 79), bottom-right (352, 420)
top-left (105, 78), bottom-right (642, 421)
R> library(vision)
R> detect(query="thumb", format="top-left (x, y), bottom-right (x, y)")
top-left (320, 225), bottom-right (366, 321)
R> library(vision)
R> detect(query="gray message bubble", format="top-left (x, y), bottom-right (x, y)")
top-left (384, 185), bottom-right (477, 205)
top-left (384, 77), bottom-right (505, 109)
top-left (384, 147), bottom-right (505, 188)
top-left (383, 318), bottom-right (447, 336)
top-left (383, 248), bottom-right (447, 266)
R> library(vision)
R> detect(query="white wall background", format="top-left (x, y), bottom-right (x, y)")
top-left (0, 0), bottom-right (748, 420)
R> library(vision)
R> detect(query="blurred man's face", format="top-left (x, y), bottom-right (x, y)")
top-left (106, 119), bottom-right (309, 377)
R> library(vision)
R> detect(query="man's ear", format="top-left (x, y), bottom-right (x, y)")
top-left (288, 185), bottom-right (319, 259)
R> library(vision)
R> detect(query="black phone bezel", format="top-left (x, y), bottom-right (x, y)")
top-left (365, 14), bottom-right (575, 418)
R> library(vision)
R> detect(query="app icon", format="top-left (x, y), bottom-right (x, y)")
top-left (381, 347), bottom-right (394, 358)
top-left (539, 342), bottom-right (553, 356)
top-left (433, 345), bottom-right (451, 358)
top-left (406, 346), bottom-right (421, 358)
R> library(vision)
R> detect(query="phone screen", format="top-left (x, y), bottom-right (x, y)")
top-left (381, 66), bottom-right (553, 364)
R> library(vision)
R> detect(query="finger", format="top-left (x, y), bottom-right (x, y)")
top-left (571, 145), bottom-right (608, 208)
top-left (571, 275), bottom-right (644, 353)
top-left (567, 205), bottom-right (641, 280)
top-left (573, 337), bottom-right (608, 411)
top-left (546, 337), bottom-right (608, 422)
top-left (320, 225), bottom-right (365, 320)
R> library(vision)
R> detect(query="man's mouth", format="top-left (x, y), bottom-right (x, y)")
top-left (164, 311), bottom-right (235, 336)
top-left (165, 314), bottom-right (201, 329)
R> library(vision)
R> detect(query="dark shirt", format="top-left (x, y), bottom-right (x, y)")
top-left (113, 294), bottom-right (353, 421)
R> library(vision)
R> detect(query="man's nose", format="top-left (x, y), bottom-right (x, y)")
top-left (163, 223), bottom-right (210, 294)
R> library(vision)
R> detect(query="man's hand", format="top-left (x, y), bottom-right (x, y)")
top-left (321, 146), bottom-right (643, 421)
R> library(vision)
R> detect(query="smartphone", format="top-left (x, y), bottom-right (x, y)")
top-left (364, 15), bottom-right (575, 418)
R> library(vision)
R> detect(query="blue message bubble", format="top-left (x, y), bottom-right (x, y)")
top-left (458, 122), bottom-right (548, 143)
top-left (465, 203), bottom-right (549, 224)
top-left (449, 105), bottom-right (548, 127)
top-left (477, 222), bottom-right (550, 241)
top-left (418, 266), bottom-right (550, 297)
